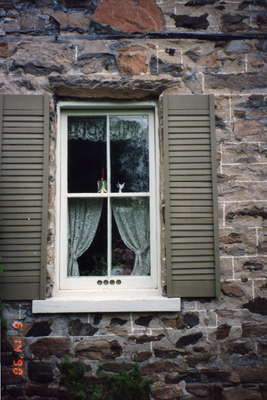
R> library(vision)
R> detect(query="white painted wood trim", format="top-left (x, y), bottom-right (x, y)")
top-left (32, 296), bottom-right (181, 313)
top-left (58, 107), bottom-right (158, 291)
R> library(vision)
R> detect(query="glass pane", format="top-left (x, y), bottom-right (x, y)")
top-left (68, 198), bottom-right (107, 276)
top-left (110, 116), bottom-right (149, 193)
top-left (68, 116), bottom-right (107, 193)
top-left (111, 197), bottom-right (150, 276)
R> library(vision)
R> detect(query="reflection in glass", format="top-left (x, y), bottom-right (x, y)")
top-left (68, 116), bottom-right (106, 193)
top-left (110, 116), bottom-right (149, 193)
top-left (111, 197), bottom-right (150, 276)
top-left (68, 198), bottom-right (107, 276)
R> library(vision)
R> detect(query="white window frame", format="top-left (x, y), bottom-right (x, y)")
top-left (60, 108), bottom-right (157, 291)
top-left (32, 101), bottom-right (181, 313)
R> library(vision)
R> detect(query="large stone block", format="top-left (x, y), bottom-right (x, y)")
top-left (29, 337), bottom-right (71, 358)
top-left (92, 0), bottom-right (165, 32)
top-left (222, 164), bottom-right (267, 182)
top-left (151, 382), bottom-right (182, 400)
top-left (220, 258), bottom-right (234, 280)
top-left (117, 53), bottom-right (148, 75)
top-left (75, 339), bottom-right (122, 360)
top-left (219, 227), bottom-right (257, 256)
top-left (219, 182), bottom-right (267, 201)
top-left (225, 202), bottom-right (267, 227)
top-left (205, 72), bottom-right (267, 92)
top-left (242, 321), bottom-right (267, 337)
top-left (234, 119), bottom-right (266, 141)
top-left (223, 387), bottom-right (262, 400)
top-left (235, 257), bottom-right (267, 279)
top-left (78, 53), bottom-right (117, 74)
top-left (222, 143), bottom-right (267, 164)
top-left (50, 10), bottom-right (90, 31)
top-left (10, 41), bottom-right (73, 76)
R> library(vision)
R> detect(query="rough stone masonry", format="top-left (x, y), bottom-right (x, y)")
top-left (1, 0), bottom-right (267, 399)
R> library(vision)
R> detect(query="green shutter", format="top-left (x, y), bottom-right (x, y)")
top-left (0, 95), bottom-right (49, 300)
top-left (163, 94), bottom-right (220, 298)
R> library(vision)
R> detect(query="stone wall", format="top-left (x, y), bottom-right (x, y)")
top-left (1, 0), bottom-right (267, 399)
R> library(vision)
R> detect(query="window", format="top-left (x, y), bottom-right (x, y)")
top-left (0, 94), bottom-right (218, 310)
top-left (59, 107), bottom-right (159, 292)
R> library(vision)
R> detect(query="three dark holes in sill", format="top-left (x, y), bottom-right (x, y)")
top-left (97, 279), bottom-right (122, 285)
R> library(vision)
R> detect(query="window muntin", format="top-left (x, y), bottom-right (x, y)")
top-left (59, 109), bottom-right (157, 291)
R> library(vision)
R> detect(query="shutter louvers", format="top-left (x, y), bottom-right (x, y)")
top-left (0, 95), bottom-right (49, 300)
top-left (163, 94), bottom-right (220, 298)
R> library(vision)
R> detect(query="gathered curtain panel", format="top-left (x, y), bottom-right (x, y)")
top-left (112, 198), bottom-right (150, 276)
top-left (68, 198), bottom-right (103, 276)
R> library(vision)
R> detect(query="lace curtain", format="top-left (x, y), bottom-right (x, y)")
top-left (68, 199), bottom-right (103, 276)
top-left (112, 198), bottom-right (150, 276)
top-left (68, 116), bottom-right (147, 141)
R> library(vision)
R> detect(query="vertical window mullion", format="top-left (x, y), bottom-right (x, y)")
top-left (107, 115), bottom-right (111, 277)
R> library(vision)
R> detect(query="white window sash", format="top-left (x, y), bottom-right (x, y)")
top-left (57, 107), bottom-right (159, 292)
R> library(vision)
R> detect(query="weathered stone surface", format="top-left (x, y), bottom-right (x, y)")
top-left (49, 76), bottom-right (178, 99)
top-left (226, 340), bottom-right (252, 354)
top-left (154, 348), bottom-right (181, 358)
top-left (51, 10), bottom-right (90, 31)
top-left (141, 360), bottom-right (181, 375)
top-left (117, 53), bottom-right (147, 75)
top-left (10, 41), bottom-right (73, 76)
top-left (206, 72), bottom-right (267, 91)
top-left (161, 317), bottom-right (179, 329)
top-left (222, 142), bottom-right (266, 164)
top-left (92, 0), bottom-right (165, 32)
top-left (222, 283), bottom-right (245, 297)
top-left (216, 323), bottom-right (231, 340)
top-left (0, 42), bottom-right (9, 58)
top-left (62, 0), bottom-right (100, 10)
top-left (242, 297), bottom-right (267, 316)
top-left (25, 385), bottom-right (69, 399)
top-left (78, 53), bottom-right (117, 74)
top-left (28, 362), bottom-right (54, 383)
top-left (150, 56), bottom-right (183, 76)
top-left (176, 332), bottom-right (203, 348)
top-left (223, 387), bottom-right (262, 400)
top-left (110, 317), bottom-right (127, 326)
top-left (219, 228), bottom-right (257, 256)
top-left (183, 313), bottom-right (200, 329)
top-left (222, 13), bottom-right (249, 32)
top-left (242, 321), bottom-right (267, 337)
top-left (132, 351), bottom-right (152, 362)
top-left (186, 0), bottom-right (217, 5)
top-left (75, 339), bottom-right (122, 359)
top-left (68, 319), bottom-right (98, 336)
top-left (171, 13), bottom-right (209, 29)
top-left (226, 205), bottom-right (267, 225)
top-left (225, 40), bottom-right (252, 54)
top-left (129, 333), bottom-right (164, 344)
top-left (151, 382), bottom-right (182, 400)
top-left (235, 257), bottom-right (267, 280)
top-left (93, 313), bottom-right (102, 325)
top-left (29, 338), bottom-right (71, 358)
top-left (234, 120), bottom-right (265, 141)
top-left (100, 362), bottom-right (134, 372)
top-left (135, 315), bottom-right (153, 327)
top-left (26, 321), bottom-right (52, 337)
top-left (234, 363), bottom-right (267, 383)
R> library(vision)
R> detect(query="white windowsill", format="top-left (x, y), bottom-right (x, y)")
top-left (32, 291), bottom-right (181, 313)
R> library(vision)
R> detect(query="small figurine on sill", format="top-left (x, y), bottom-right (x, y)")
top-left (97, 168), bottom-right (107, 193)
top-left (117, 182), bottom-right (125, 193)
